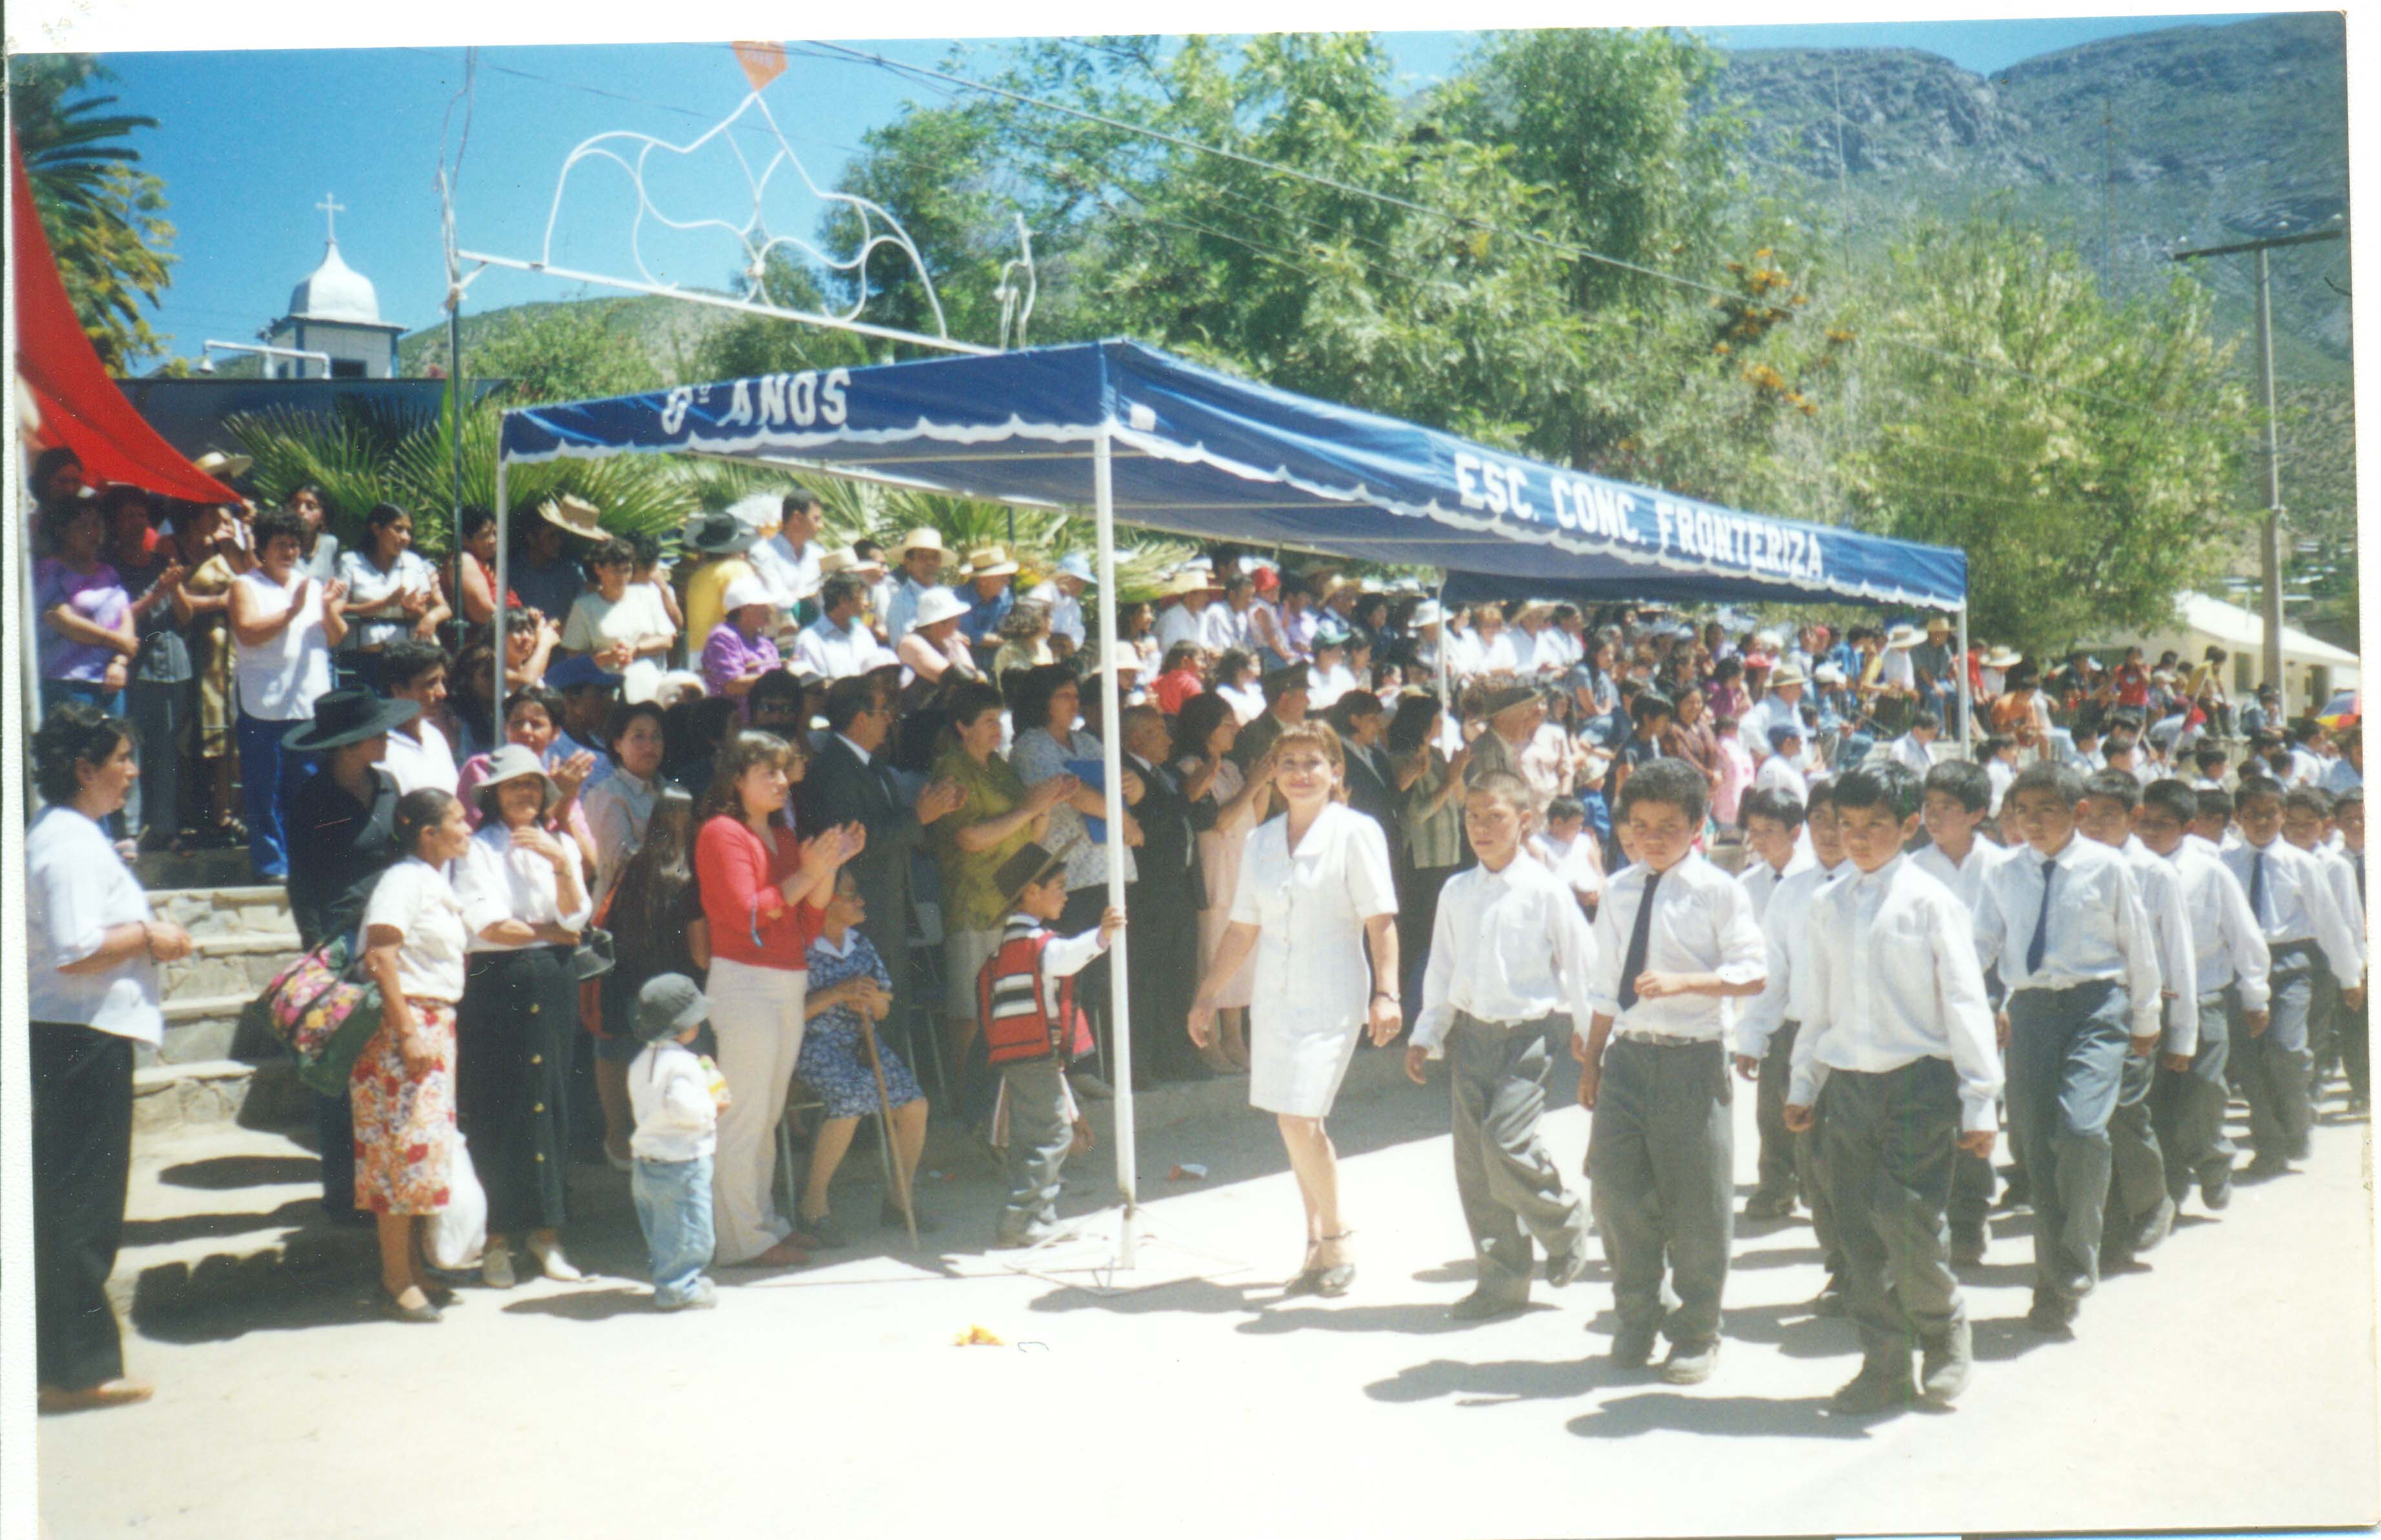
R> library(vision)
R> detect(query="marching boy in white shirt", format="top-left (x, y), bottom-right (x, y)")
top-left (2073, 771), bottom-right (2198, 1268)
top-left (1407, 771), bottom-right (1600, 1321)
top-left (628, 975), bottom-right (728, 1312)
top-left (1575, 760), bottom-right (1768, 1385)
top-left (1785, 762), bottom-right (2001, 1412)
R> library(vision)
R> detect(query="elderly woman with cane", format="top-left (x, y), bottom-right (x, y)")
top-left (1188, 722), bottom-right (1400, 1297)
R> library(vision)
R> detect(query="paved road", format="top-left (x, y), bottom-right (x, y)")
top-left (38, 1048), bottom-right (2379, 1538)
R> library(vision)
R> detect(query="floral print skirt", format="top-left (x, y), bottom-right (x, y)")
top-left (349, 998), bottom-right (456, 1216)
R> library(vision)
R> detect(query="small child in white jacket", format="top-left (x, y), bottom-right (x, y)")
top-left (628, 975), bottom-right (728, 1310)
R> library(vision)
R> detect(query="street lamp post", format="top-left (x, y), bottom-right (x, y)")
top-left (2169, 223), bottom-right (2345, 709)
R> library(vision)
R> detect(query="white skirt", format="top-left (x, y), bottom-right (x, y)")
top-left (1247, 1008), bottom-right (1363, 1120)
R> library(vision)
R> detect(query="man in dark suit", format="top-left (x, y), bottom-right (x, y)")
top-left (795, 676), bottom-right (965, 1009)
top-left (1120, 705), bottom-right (1213, 1085)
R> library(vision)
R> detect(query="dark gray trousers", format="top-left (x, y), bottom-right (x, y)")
top-left (1797, 1120), bottom-right (1846, 1288)
top-left (2103, 1041), bottom-right (2167, 1246)
top-left (1448, 1013), bottom-right (1588, 1302)
top-left (1752, 1022), bottom-right (1800, 1202)
top-left (1949, 966), bottom-right (2003, 1229)
top-left (1588, 1038), bottom-right (1733, 1347)
top-left (1819, 1059), bottom-right (1965, 1364)
top-left (2153, 988), bottom-right (2236, 1201)
top-left (2243, 944), bottom-right (2316, 1163)
top-left (997, 1058), bottom-right (1073, 1242)
top-left (2005, 979), bottom-right (2131, 1300)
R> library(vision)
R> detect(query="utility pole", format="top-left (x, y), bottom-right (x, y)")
top-left (2171, 224), bottom-right (2344, 705)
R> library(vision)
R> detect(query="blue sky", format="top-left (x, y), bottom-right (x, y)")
top-left (66, 16), bottom-right (2269, 370)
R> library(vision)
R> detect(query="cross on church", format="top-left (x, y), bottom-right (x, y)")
top-left (317, 193), bottom-right (345, 243)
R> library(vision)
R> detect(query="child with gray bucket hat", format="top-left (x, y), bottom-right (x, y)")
top-left (629, 975), bottom-right (728, 1310)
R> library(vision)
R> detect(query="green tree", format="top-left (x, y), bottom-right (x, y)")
top-left (464, 298), bottom-right (668, 405)
top-left (1839, 216), bottom-right (2253, 656)
top-left (10, 54), bottom-right (178, 371)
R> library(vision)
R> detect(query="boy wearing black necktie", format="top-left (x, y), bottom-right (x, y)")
top-left (1575, 760), bottom-right (1768, 1384)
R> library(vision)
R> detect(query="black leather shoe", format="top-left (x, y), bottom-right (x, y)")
top-left (2025, 1291), bottom-right (2077, 1334)
top-left (1544, 1246), bottom-right (1589, 1289)
top-left (1608, 1324), bottom-right (1658, 1368)
top-left (2201, 1170), bottom-right (2234, 1210)
top-left (1809, 1284), bottom-right (1848, 1317)
top-left (1949, 1223), bottom-right (1988, 1267)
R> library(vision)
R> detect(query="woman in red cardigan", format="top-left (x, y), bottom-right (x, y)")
top-left (694, 729), bottom-right (864, 1267)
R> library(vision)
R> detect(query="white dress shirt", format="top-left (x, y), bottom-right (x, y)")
top-left (1025, 578), bottom-right (1085, 647)
top-left (454, 822), bottom-right (595, 952)
top-left (763, 533), bottom-right (821, 605)
top-left (1739, 847), bottom-right (1815, 925)
top-left (793, 614), bottom-right (875, 680)
top-left (26, 805), bottom-right (163, 1043)
top-left (2158, 837), bottom-right (2271, 1012)
top-left (1789, 853), bottom-right (2003, 1132)
top-left (1305, 662), bottom-right (1356, 712)
top-left (1528, 829), bottom-right (1605, 902)
top-left (1444, 627), bottom-right (1486, 680)
top-left (882, 576), bottom-right (941, 640)
top-left (1586, 853), bottom-right (1768, 1042)
top-left (2289, 746), bottom-right (2327, 789)
top-left (1753, 753), bottom-right (1810, 807)
top-left (2221, 835), bottom-right (2363, 988)
top-left (360, 856), bottom-right (471, 1002)
top-left (1972, 834), bottom-right (2163, 1038)
top-left (1888, 732), bottom-right (1938, 780)
top-left (1985, 757), bottom-right (2016, 816)
top-left (1910, 837), bottom-right (2010, 916)
top-left (2309, 841), bottom-right (2368, 969)
top-left (1739, 856), bottom-right (1849, 1059)
top-left (383, 720), bottom-right (460, 797)
top-left (1201, 601), bottom-right (1250, 656)
top-left (2115, 835), bottom-right (2201, 1053)
top-left (1411, 855), bottom-right (1600, 1056)
top-left (1154, 602), bottom-right (1205, 656)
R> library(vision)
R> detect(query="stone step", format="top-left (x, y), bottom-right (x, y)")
top-left (108, 1122), bottom-right (373, 1326)
top-left (132, 846), bottom-right (270, 894)
top-left (159, 930), bottom-right (305, 1008)
top-left (148, 991), bottom-right (286, 1067)
top-left (132, 1057), bottom-right (311, 1135)
top-left (147, 883), bottom-right (294, 939)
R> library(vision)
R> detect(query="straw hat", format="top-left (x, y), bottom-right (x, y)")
top-left (1885, 623), bottom-right (1922, 650)
top-left (1161, 569), bottom-right (1220, 598)
top-left (1925, 614), bottom-right (1954, 635)
top-left (192, 449), bottom-right (253, 480)
top-left (962, 545), bottom-right (1019, 579)
top-left (1982, 646), bottom-right (2023, 670)
top-left (1408, 600), bottom-right (1446, 629)
top-left (1471, 680), bottom-right (1543, 720)
top-left (893, 527), bottom-right (948, 558)
top-left (537, 494), bottom-right (605, 542)
top-left (912, 587), bottom-right (970, 629)
top-left (1768, 663), bottom-right (1809, 689)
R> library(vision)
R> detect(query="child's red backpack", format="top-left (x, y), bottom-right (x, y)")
top-left (976, 929), bottom-right (1094, 1066)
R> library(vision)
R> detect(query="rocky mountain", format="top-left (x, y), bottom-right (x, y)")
top-left (1713, 12), bottom-right (2352, 372)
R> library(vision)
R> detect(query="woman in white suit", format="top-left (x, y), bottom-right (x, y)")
top-left (1189, 722), bottom-right (1399, 1299)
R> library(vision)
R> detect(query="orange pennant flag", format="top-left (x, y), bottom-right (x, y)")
top-left (733, 41), bottom-right (788, 92)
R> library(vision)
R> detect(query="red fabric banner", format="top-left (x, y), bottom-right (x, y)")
top-left (11, 134), bottom-right (235, 504)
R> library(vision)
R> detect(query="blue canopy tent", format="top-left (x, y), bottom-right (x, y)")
top-left (492, 338), bottom-right (1969, 1261)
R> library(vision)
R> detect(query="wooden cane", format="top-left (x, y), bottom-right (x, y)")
top-left (861, 1018), bottom-right (920, 1249)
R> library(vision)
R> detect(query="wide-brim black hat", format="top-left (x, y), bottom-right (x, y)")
top-left (281, 689), bottom-right (419, 753)
top-left (994, 841), bottom-right (1068, 906)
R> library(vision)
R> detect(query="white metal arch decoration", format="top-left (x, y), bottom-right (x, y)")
top-left (442, 65), bottom-right (1014, 358)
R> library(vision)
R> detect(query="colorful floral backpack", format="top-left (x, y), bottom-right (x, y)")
top-left (243, 934), bottom-right (386, 1096)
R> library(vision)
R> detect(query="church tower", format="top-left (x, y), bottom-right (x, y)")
top-left (263, 196), bottom-right (406, 378)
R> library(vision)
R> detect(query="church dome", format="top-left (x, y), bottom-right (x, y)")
top-left (286, 239), bottom-right (382, 325)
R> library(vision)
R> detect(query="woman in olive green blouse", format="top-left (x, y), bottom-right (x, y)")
top-left (926, 680), bottom-right (1076, 1070)
top-left (1387, 691), bottom-right (1472, 1022)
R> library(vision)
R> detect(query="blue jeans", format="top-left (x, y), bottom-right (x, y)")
top-left (632, 1155), bottom-right (715, 1306)
top-left (236, 711), bottom-right (312, 880)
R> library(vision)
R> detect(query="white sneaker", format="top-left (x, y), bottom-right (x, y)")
top-left (527, 1234), bottom-right (586, 1282)
top-left (481, 1244), bottom-right (517, 1290)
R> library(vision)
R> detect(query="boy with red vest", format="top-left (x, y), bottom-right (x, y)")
top-left (980, 843), bottom-right (1125, 1248)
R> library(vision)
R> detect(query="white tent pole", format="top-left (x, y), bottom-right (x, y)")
top-left (1434, 572), bottom-right (1450, 714)
top-left (493, 429), bottom-right (510, 728)
top-left (1956, 607), bottom-right (1972, 759)
top-left (1092, 420), bottom-right (1139, 1266)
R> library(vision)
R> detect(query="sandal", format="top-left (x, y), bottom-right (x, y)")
top-left (1314, 1231), bottom-right (1356, 1298)
top-left (1283, 1241), bottom-right (1324, 1297)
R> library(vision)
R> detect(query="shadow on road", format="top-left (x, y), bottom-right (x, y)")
top-left (158, 1154), bottom-right (320, 1190)
top-left (1715, 1300), bottom-right (1865, 1361)
top-left (502, 1287), bottom-right (658, 1322)
top-left (1566, 1390), bottom-right (1879, 1440)
top-left (1365, 1352), bottom-right (1633, 1404)
top-left (123, 1196), bottom-right (322, 1248)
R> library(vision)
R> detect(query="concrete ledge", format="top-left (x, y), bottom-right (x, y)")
top-left (132, 1057), bottom-right (308, 1133)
